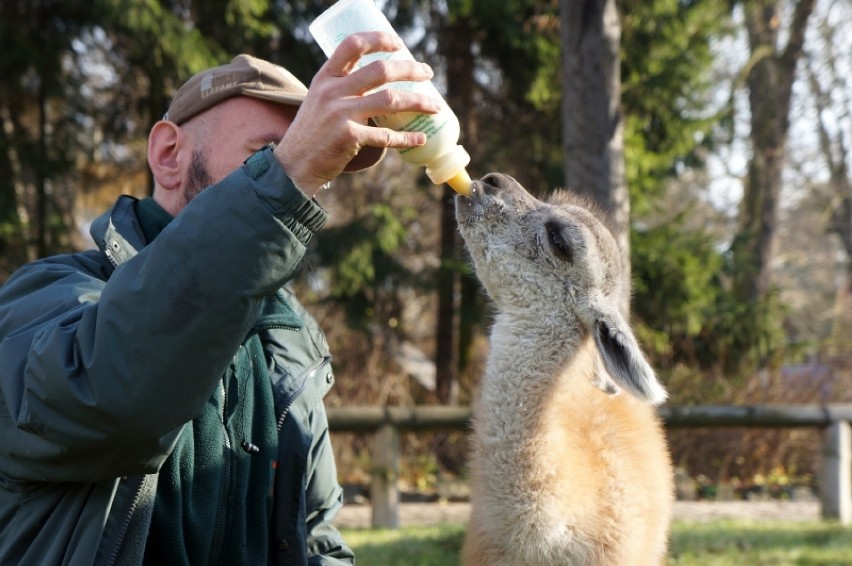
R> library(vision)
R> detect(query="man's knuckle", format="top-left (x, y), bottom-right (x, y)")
top-left (341, 34), bottom-right (366, 51)
top-left (369, 60), bottom-right (394, 82)
top-left (378, 89), bottom-right (400, 108)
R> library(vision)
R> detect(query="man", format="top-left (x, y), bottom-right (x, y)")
top-left (0, 32), bottom-right (438, 565)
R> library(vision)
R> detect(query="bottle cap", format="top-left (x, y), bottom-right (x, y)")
top-left (425, 145), bottom-right (472, 193)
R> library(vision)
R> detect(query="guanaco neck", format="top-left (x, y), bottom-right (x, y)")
top-left (475, 314), bottom-right (597, 462)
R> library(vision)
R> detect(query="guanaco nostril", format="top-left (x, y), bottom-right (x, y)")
top-left (478, 172), bottom-right (504, 190)
top-left (478, 172), bottom-right (524, 196)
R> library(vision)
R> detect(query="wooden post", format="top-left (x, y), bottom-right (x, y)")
top-left (821, 420), bottom-right (851, 524)
top-left (371, 424), bottom-right (400, 528)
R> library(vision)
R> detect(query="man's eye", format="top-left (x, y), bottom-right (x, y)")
top-left (546, 222), bottom-right (573, 262)
top-left (253, 142), bottom-right (277, 153)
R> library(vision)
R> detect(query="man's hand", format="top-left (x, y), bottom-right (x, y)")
top-left (274, 31), bottom-right (440, 196)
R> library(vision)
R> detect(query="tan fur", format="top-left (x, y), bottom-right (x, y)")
top-left (456, 173), bottom-right (673, 565)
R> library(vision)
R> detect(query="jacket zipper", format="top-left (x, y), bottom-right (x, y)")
top-left (251, 322), bottom-right (301, 334)
top-left (181, 344), bottom-right (330, 563)
top-left (210, 378), bottom-right (232, 565)
top-left (105, 476), bottom-right (147, 565)
top-left (276, 355), bottom-right (332, 432)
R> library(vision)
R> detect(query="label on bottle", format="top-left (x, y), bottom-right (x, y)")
top-left (390, 115), bottom-right (451, 154)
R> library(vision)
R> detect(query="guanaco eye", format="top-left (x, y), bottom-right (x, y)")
top-left (545, 221), bottom-right (573, 262)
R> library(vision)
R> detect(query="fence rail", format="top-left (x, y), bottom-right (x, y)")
top-left (327, 404), bottom-right (852, 528)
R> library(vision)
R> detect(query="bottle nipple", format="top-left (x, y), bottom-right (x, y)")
top-left (446, 169), bottom-right (472, 196)
top-left (424, 145), bottom-right (472, 195)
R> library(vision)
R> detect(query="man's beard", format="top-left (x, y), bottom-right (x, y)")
top-left (182, 149), bottom-right (213, 209)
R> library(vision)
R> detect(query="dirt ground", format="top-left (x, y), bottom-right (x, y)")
top-left (335, 500), bottom-right (822, 529)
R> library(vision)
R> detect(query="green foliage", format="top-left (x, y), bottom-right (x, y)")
top-left (632, 218), bottom-right (723, 358)
top-left (632, 213), bottom-right (790, 382)
top-left (330, 203), bottom-right (414, 298)
top-left (439, 0), bottom-right (565, 189)
top-left (222, 0), bottom-right (273, 33)
top-left (123, 2), bottom-right (218, 68)
top-left (621, 0), bottom-right (732, 215)
top-left (0, 0), bottom-right (104, 258)
top-left (696, 282), bottom-right (790, 376)
top-left (617, 0), bottom-right (797, 384)
top-left (525, 29), bottom-right (562, 113)
top-left (442, 0), bottom-right (733, 201)
top-left (0, 0), bottom-right (803, 397)
top-left (311, 202), bottom-right (419, 331)
top-left (471, 0), bottom-right (562, 112)
top-left (98, 0), bottom-right (224, 87)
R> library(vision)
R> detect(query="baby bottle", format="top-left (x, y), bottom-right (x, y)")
top-left (309, 0), bottom-right (472, 195)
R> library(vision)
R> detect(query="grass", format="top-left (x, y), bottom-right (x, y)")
top-left (342, 523), bottom-right (465, 565)
top-left (668, 519), bottom-right (852, 565)
top-left (341, 519), bottom-right (852, 565)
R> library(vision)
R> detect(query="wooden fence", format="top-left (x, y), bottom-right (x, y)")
top-left (326, 404), bottom-right (852, 528)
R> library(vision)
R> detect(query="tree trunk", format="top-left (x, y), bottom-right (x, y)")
top-left (36, 61), bottom-right (48, 258)
top-left (435, 187), bottom-right (458, 405)
top-left (0, 102), bottom-right (24, 278)
top-left (561, 0), bottom-right (629, 312)
top-left (731, 0), bottom-right (816, 302)
top-left (806, 37), bottom-right (851, 294)
top-left (434, 13), bottom-right (477, 404)
top-left (806, 33), bottom-right (852, 354)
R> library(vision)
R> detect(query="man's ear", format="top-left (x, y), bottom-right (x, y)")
top-left (148, 120), bottom-right (183, 192)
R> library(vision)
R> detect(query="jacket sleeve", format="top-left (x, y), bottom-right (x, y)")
top-left (0, 148), bottom-right (328, 483)
top-left (305, 402), bottom-right (355, 565)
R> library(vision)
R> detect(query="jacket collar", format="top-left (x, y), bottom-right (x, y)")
top-left (90, 195), bottom-right (147, 268)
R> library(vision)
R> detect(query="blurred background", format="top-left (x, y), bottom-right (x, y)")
top-left (0, 0), bottom-right (850, 502)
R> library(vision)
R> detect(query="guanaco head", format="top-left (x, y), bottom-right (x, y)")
top-left (455, 172), bottom-right (667, 405)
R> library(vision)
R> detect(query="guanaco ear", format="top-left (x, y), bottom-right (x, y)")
top-left (593, 310), bottom-right (667, 405)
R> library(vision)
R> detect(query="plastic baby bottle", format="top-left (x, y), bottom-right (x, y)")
top-left (309, 0), bottom-right (473, 195)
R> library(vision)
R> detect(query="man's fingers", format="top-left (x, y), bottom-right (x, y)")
top-left (355, 123), bottom-right (427, 149)
top-left (323, 31), bottom-right (404, 77)
top-left (347, 59), bottom-right (435, 95)
top-left (358, 88), bottom-right (441, 119)
top-left (319, 32), bottom-right (434, 91)
top-left (276, 30), bottom-right (441, 193)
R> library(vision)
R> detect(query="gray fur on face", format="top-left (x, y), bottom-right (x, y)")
top-left (455, 172), bottom-right (666, 405)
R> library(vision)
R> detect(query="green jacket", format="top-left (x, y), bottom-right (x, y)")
top-left (0, 148), bottom-right (354, 565)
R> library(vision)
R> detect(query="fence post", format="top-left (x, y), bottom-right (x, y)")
top-left (371, 424), bottom-right (400, 528)
top-left (821, 420), bottom-right (851, 524)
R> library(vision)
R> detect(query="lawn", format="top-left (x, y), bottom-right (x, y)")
top-left (341, 519), bottom-right (852, 565)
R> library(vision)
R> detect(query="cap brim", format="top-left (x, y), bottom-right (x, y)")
top-left (342, 117), bottom-right (386, 172)
top-left (343, 144), bottom-right (386, 172)
top-left (242, 88), bottom-right (307, 107)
